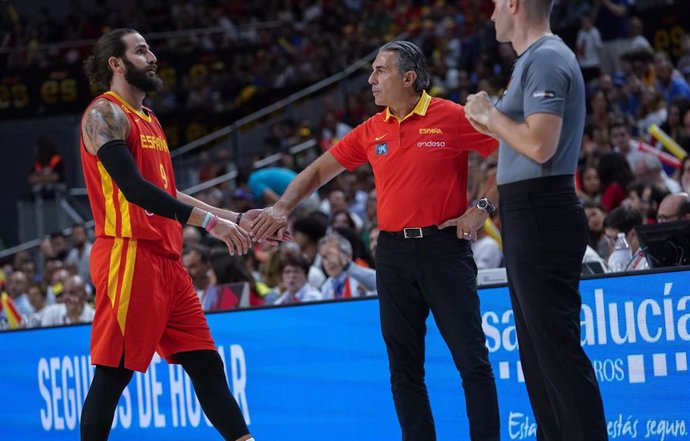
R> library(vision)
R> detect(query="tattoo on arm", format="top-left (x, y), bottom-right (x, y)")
top-left (83, 100), bottom-right (129, 154)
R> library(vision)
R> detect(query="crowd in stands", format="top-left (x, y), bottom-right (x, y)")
top-left (2, 0), bottom-right (690, 330)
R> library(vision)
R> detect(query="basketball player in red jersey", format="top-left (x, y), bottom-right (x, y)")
top-left (80, 29), bottom-right (259, 440)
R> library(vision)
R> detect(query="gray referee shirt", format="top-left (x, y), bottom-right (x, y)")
top-left (496, 35), bottom-right (585, 185)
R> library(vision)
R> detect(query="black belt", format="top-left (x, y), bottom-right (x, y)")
top-left (381, 226), bottom-right (455, 239)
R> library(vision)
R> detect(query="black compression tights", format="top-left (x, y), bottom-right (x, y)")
top-left (80, 350), bottom-right (250, 440)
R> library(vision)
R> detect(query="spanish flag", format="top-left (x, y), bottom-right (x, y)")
top-left (1, 292), bottom-right (24, 329)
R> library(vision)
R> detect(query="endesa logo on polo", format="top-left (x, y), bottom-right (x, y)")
top-left (417, 140), bottom-right (446, 148)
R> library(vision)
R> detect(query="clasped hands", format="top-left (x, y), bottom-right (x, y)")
top-left (211, 208), bottom-right (291, 256)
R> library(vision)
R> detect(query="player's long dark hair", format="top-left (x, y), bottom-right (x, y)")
top-left (83, 28), bottom-right (137, 89)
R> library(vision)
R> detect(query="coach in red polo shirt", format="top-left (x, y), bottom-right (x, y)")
top-left (251, 41), bottom-right (499, 441)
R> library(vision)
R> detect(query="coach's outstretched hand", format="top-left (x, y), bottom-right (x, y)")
top-left (208, 217), bottom-right (252, 255)
top-left (239, 209), bottom-right (291, 245)
top-left (249, 206), bottom-right (289, 244)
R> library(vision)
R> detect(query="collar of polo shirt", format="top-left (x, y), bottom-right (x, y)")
top-left (384, 91), bottom-right (432, 122)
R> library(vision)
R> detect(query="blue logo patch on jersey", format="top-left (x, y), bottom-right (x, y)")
top-left (375, 143), bottom-right (388, 156)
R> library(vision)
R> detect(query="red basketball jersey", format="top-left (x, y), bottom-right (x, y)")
top-left (80, 91), bottom-right (182, 258)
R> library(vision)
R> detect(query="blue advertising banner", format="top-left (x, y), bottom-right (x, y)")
top-left (0, 269), bottom-right (688, 440)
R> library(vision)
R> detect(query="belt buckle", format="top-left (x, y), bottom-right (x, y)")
top-left (403, 227), bottom-right (423, 239)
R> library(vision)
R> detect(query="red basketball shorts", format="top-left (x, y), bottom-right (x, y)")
top-left (89, 237), bottom-right (216, 372)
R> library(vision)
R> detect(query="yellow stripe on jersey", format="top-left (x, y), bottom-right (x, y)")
top-left (118, 190), bottom-right (132, 238)
top-left (105, 91), bottom-right (152, 123)
top-left (107, 238), bottom-right (123, 308)
top-left (97, 162), bottom-right (116, 236)
top-left (117, 239), bottom-right (137, 334)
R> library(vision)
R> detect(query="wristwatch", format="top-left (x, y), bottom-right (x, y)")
top-left (475, 197), bottom-right (496, 217)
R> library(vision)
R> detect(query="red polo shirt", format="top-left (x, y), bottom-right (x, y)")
top-left (330, 92), bottom-right (497, 231)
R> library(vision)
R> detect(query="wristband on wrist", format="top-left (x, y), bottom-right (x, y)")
top-left (205, 214), bottom-right (219, 232)
top-left (201, 212), bottom-right (213, 229)
top-left (236, 212), bottom-right (243, 225)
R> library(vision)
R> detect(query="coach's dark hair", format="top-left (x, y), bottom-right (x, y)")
top-left (379, 40), bottom-right (430, 93)
top-left (83, 28), bottom-right (138, 89)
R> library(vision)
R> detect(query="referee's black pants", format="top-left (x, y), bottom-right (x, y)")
top-left (376, 228), bottom-right (499, 441)
top-left (499, 175), bottom-right (608, 441)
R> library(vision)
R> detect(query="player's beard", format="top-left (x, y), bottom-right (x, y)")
top-left (123, 58), bottom-right (163, 93)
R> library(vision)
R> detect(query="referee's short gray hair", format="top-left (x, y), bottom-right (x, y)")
top-left (318, 232), bottom-right (352, 257)
top-left (379, 40), bottom-right (430, 93)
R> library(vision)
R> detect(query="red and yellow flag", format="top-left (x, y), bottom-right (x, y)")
top-left (1, 292), bottom-right (24, 329)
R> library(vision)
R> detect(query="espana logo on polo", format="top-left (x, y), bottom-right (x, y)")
top-left (419, 128), bottom-right (443, 134)
top-left (483, 282), bottom-right (690, 385)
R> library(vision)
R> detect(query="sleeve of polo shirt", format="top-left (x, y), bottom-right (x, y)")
top-left (329, 123), bottom-right (368, 171)
top-left (457, 105), bottom-right (498, 157)
top-left (522, 47), bottom-right (569, 119)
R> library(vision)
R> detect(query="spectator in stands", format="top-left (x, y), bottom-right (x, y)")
top-left (627, 180), bottom-right (670, 224)
top-left (626, 16), bottom-right (651, 53)
top-left (587, 88), bottom-right (614, 132)
top-left (39, 236), bottom-right (56, 261)
top-left (247, 167), bottom-right (297, 206)
top-left (182, 225), bottom-right (203, 247)
top-left (12, 251), bottom-right (31, 273)
top-left (27, 137), bottom-right (64, 197)
top-left (634, 155), bottom-right (681, 194)
top-left (320, 111), bottom-right (353, 151)
top-left (3, 271), bottom-right (33, 317)
top-left (660, 98), bottom-right (690, 149)
top-left (18, 259), bottom-right (39, 284)
top-left (598, 151), bottom-right (635, 211)
top-left (577, 165), bottom-right (602, 204)
top-left (594, 0), bottom-right (631, 74)
top-left (657, 193), bottom-right (690, 223)
top-left (182, 244), bottom-right (211, 301)
top-left (317, 233), bottom-right (376, 300)
top-left (65, 224), bottom-right (92, 283)
top-left (576, 13), bottom-right (602, 84)
top-left (50, 232), bottom-right (70, 261)
top-left (655, 52), bottom-right (690, 105)
top-left (334, 226), bottom-right (375, 269)
top-left (40, 275), bottom-right (95, 327)
top-left (49, 268), bottom-right (70, 303)
top-left (678, 34), bottom-right (690, 78)
top-left (368, 225), bottom-right (379, 261)
top-left (679, 156), bottom-right (690, 193)
top-left (25, 284), bottom-right (48, 328)
top-left (638, 87), bottom-right (668, 135)
top-left (291, 214), bottom-right (328, 289)
top-left (604, 205), bottom-right (648, 271)
top-left (609, 120), bottom-right (647, 170)
top-left (41, 258), bottom-right (63, 292)
top-left (322, 188), bottom-right (364, 232)
top-left (272, 253), bottom-right (323, 305)
top-left (584, 201), bottom-right (610, 260)
top-left (363, 188), bottom-right (378, 236)
top-left (203, 249), bottom-right (264, 310)
top-left (331, 209), bottom-right (357, 232)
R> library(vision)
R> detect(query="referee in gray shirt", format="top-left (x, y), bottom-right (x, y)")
top-left (463, 1), bottom-right (608, 440)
